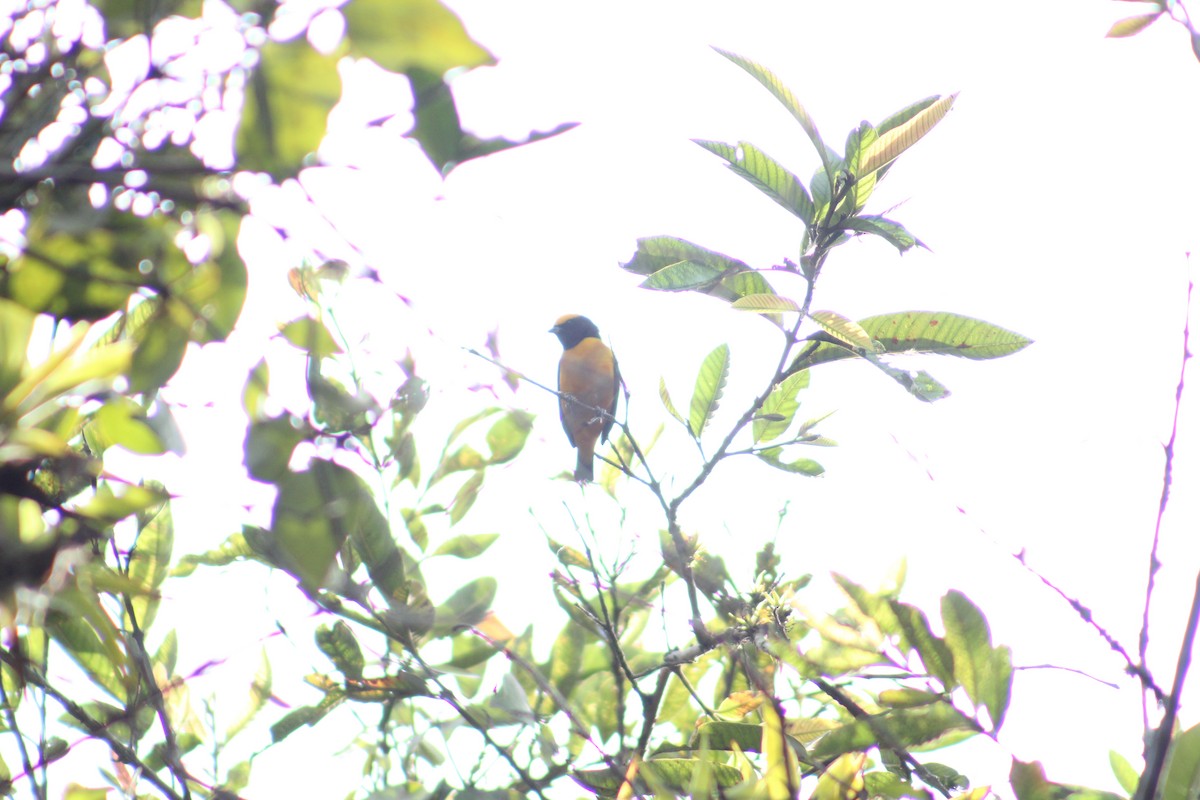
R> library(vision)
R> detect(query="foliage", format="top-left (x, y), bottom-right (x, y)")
top-left (0, 2), bottom-right (1196, 800)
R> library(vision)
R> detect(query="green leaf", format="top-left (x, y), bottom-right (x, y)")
top-left (1106, 11), bottom-right (1163, 37)
top-left (793, 311), bottom-right (1033, 371)
top-left (688, 344), bottom-right (730, 437)
top-left (859, 94), bottom-right (956, 178)
top-left (448, 470), bottom-right (483, 525)
top-left (841, 215), bottom-right (923, 253)
top-left (343, 0), bottom-right (494, 75)
top-left (691, 720), bottom-right (764, 752)
top-left (732, 293), bottom-right (800, 314)
top-left (1161, 723), bottom-right (1200, 800)
top-left (237, 41), bottom-right (341, 177)
top-left (659, 376), bottom-right (685, 425)
top-left (485, 410), bottom-right (533, 464)
top-left (243, 416), bottom-right (311, 483)
top-left (270, 703), bottom-right (338, 744)
top-left (753, 370), bottom-right (810, 444)
top-left (809, 310), bottom-right (876, 352)
top-left (88, 398), bottom-right (166, 455)
top-left (431, 533), bottom-right (499, 559)
top-left (316, 621), bottom-right (365, 680)
top-left (243, 359), bottom-right (270, 420)
top-left (128, 305), bottom-right (187, 394)
top-left (279, 317), bottom-right (343, 358)
top-left (621, 237), bottom-right (750, 287)
top-left (128, 491), bottom-right (173, 631)
top-left (714, 48), bottom-right (834, 187)
top-left (48, 591), bottom-right (129, 702)
top-left (756, 446), bottom-right (824, 476)
top-left (432, 577), bottom-right (496, 637)
top-left (810, 702), bottom-right (977, 760)
top-left (172, 531), bottom-right (256, 577)
top-left (693, 139), bottom-right (815, 224)
top-left (941, 590), bottom-right (1012, 730)
top-left (223, 649), bottom-right (271, 743)
top-left (891, 601), bottom-right (956, 690)
top-left (843, 121), bottom-right (878, 212)
top-left (1108, 750), bottom-right (1139, 795)
top-left (0, 299), bottom-right (34, 398)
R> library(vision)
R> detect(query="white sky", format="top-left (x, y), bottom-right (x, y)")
top-left (113, 0), bottom-right (1200, 797)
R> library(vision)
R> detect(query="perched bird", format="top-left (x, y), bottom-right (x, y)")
top-left (551, 315), bottom-right (619, 482)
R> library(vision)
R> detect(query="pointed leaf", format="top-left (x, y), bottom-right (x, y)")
top-left (891, 601), bottom-right (956, 690)
top-left (714, 48), bottom-right (834, 184)
top-left (756, 447), bottom-right (824, 476)
top-left (693, 139), bottom-right (815, 224)
top-left (432, 577), bottom-right (496, 636)
top-left (793, 311), bottom-right (1033, 371)
top-left (942, 590), bottom-right (1012, 730)
top-left (279, 317), bottom-right (342, 358)
top-left (343, 0), bottom-right (494, 74)
top-left (841, 215), bottom-right (923, 253)
top-left (809, 311), bottom-right (876, 352)
top-left (431, 533), bottom-right (499, 559)
top-left (753, 370), bottom-right (810, 444)
top-left (659, 376), bottom-right (685, 425)
top-left (316, 621), bottom-right (365, 681)
top-left (128, 491), bottom-right (173, 630)
top-left (688, 344), bottom-right (730, 437)
top-left (732, 294), bottom-right (800, 314)
top-left (860, 94), bottom-right (957, 178)
top-left (843, 121), bottom-right (878, 212)
top-left (1106, 12), bottom-right (1163, 37)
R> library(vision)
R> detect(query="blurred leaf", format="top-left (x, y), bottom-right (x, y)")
top-left (243, 358), bottom-right (270, 420)
top-left (1109, 750), bottom-right (1139, 795)
top-left (431, 533), bottom-right (498, 559)
top-left (753, 371), bottom-right (810, 444)
top-left (0, 299), bottom-right (34, 398)
top-left (270, 702), bottom-right (339, 744)
top-left (812, 753), bottom-right (867, 800)
top-left (48, 591), bottom-right (129, 702)
top-left (692, 720), bottom-right (764, 752)
top-left (244, 416), bottom-right (311, 483)
top-left (1106, 12), bottom-right (1163, 37)
top-left (688, 344), bottom-right (730, 438)
top-left (238, 41), bottom-right (340, 177)
top-left (892, 601), bottom-right (956, 690)
top-left (432, 577), bottom-right (496, 637)
top-left (128, 492), bottom-right (173, 630)
top-left (448, 470), bottom-right (483, 525)
top-left (317, 621), bottom-right (365, 680)
top-left (280, 317), bottom-right (342, 357)
top-left (87, 398), bottom-right (165, 455)
top-left (129, 309), bottom-right (189, 395)
top-left (1161, 723), bottom-right (1200, 800)
top-left (693, 139), bottom-right (815, 224)
top-left (486, 410), bottom-right (533, 464)
top-left (172, 531), bottom-right (256, 577)
top-left (810, 703), bottom-right (977, 760)
top-left (76, 482), bottom-right (167, 523)
top-left (942, 590), bottom-right (1011, 730)
top-left (343, 0), bottom-right (494, 74)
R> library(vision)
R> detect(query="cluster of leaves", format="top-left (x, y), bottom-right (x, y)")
top-left (0, 0), bottom-right (572, 796)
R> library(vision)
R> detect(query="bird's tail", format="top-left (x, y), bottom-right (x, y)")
top-left (574, 451), bottom-right (594, 483)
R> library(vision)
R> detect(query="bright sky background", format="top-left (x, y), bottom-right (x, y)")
top-left (107, 0), bottom-right (1200, 796)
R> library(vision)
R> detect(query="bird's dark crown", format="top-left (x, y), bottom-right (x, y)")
top-left (551, 314), bottom-right (601, 349)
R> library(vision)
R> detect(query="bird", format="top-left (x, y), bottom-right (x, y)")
top-left (551, 314), bottom-right (619, 482)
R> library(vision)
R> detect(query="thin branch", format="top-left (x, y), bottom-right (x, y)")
top-left (0, 647), bottom-right (47, 800)
top-left (1134, 279), bottom-right (1196, 800)
top-left (1140, 279), bottom-right (1193, 679)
